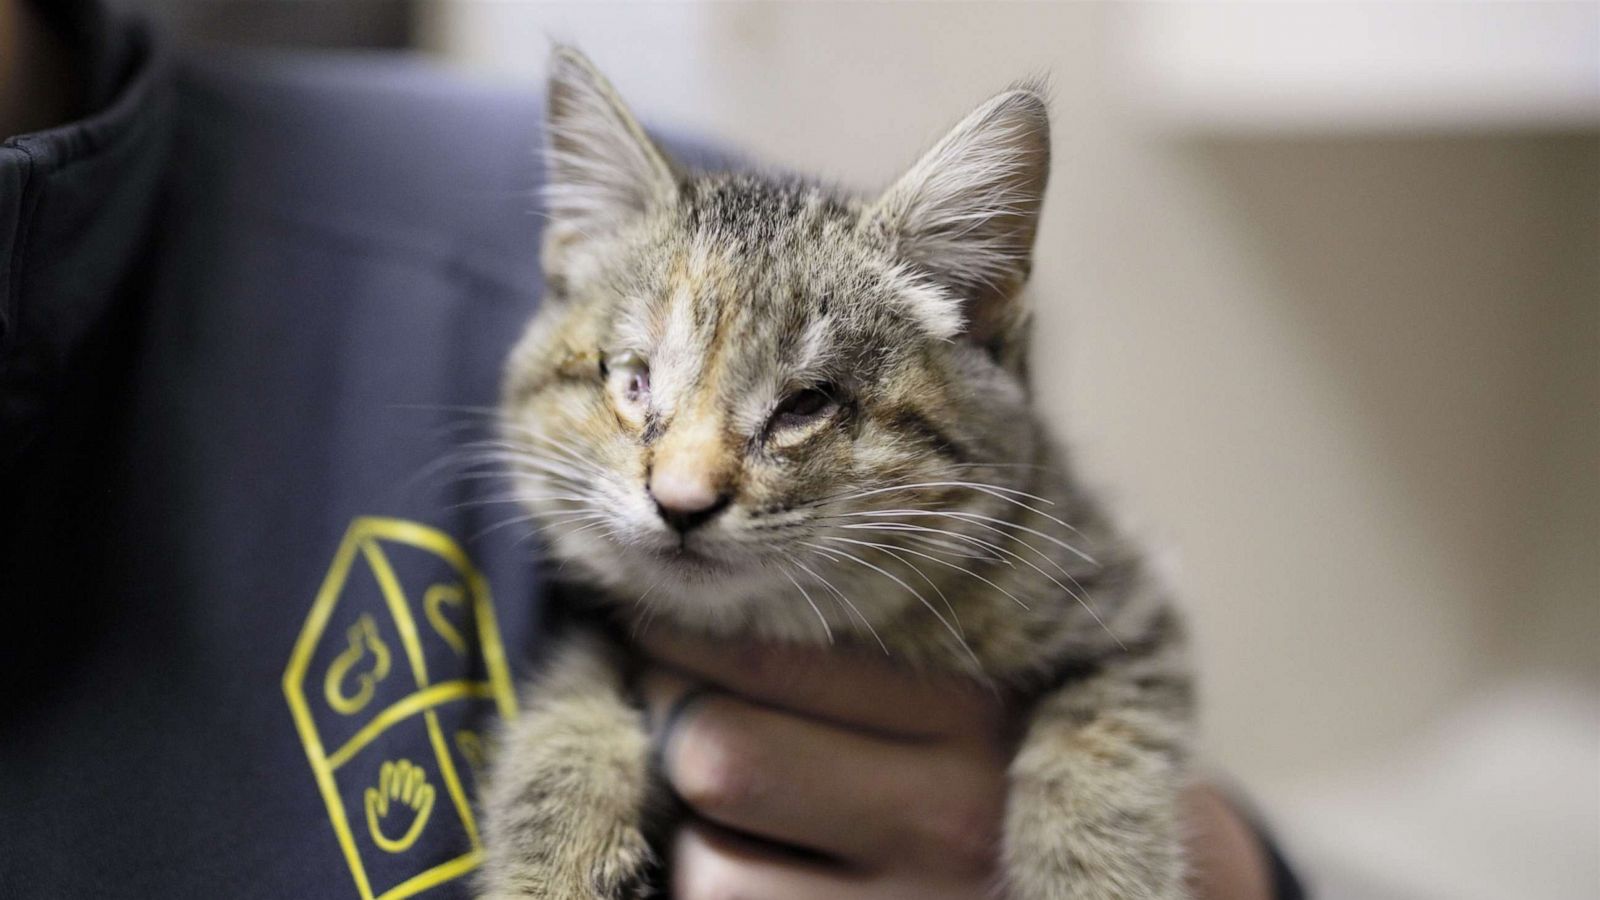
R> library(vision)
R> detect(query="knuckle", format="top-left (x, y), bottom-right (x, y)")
top-left (678, 868), bottom-right (749, 900)
top-left (669, 707), bottom-right (758, 815)
top-left (921, 793), bottom-right (1004, 875)
top-left (674, 829), bottom-right (753, 900)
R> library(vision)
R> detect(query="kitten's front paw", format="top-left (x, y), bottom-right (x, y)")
top-left (477, 818), bottom-right (654, 900)
top-left (478, 631), bottom-right (660, 900)
top-left (1003, 703), bottom-right (1190, 899)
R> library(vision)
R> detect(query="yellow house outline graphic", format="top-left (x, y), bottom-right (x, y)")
top-left (283, 517), bottom-right (518, 900)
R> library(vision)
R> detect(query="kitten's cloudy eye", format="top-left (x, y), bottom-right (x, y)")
top-left (768, 385), bottom-right (839, 434)
top-left (603, 351), bottom-right (651, 409)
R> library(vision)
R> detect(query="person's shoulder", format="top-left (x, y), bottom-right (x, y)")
top-left (171, 48), bottom-right (545, 288)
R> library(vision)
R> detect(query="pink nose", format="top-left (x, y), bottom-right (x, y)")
top-left (648, 464), bottom-right (729, 533)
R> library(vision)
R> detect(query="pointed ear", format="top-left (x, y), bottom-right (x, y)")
top-left (870, 86), bottom-right (1050, 349)
top-left (542, 47), bottom-right (677, 287)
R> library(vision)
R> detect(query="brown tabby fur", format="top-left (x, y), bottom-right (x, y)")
top-left (478, 48), bottom-right (1195, 900)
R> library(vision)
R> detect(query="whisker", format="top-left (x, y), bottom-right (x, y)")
top-left (840, 521), bottom-right (1015, 566)
top-left (822, 508), bottom-right (1096, 566)
top-left (444, 492), bottom-right (596, 512)
top-left (818, 481), bottom-right (1092, 545)
top-left (839, 519), bottom-right (1121, 648)
top-left (816, 536), bottom-right (963, 637)
top-left (561, 518), bottom-right (618, 539)
top-left (830, 479), bottom-right (1058, 508)
top-left (820, 535), bottom-right (1028, 610)
top-left (536, 510), bottom-right (609, 527)
top-left (470, 442), bottom-right (608, 479)
top-left (778, 565), bottom-right (833, 645)
top-left (471, 507), bottom-right (604, 542)
top-left (628, 577), bottom-right (668, 639)
top-left (783, 553), bottom-right (888, 655)
top-left (800, 541), bottom-right (977, 667)
top-left (895, 532), bottom-right (1008, 562)
top-left (469, 510), bottom-right (545, 542)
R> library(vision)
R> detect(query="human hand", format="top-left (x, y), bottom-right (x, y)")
top-left (637, 629), bottom-right (1009, 898)
top-left (638, 629), bottom-right (1276, 900)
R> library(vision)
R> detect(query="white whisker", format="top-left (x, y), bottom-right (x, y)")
top-left (783, 553), bottom-right (888, 654)
top-left (820, 534), bottom-right (1028, 610)
top-left (840, 519), bottom-right (1120, 648)
top-left (778, 565), bottom-right (833, 645)
top-left (817, 536), bottom-right (963, 637)
top-left (800, 540), bottom-right (977, 666)
top-left (825, 508), bottom-right (1096, 566)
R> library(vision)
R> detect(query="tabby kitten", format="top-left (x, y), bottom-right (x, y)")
top-left (480, 48), bottom-right (1194, 900)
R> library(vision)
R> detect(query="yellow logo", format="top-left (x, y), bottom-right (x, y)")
top-left (284, 517), bottom-right (518, 900)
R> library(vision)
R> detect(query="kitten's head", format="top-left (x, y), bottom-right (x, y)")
top-left (501, 48), bottom-right (1053, 637)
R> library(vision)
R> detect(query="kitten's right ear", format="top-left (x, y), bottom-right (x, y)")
top-left (869, 85), bottom-right (1050, 353)
top-left (542, 47), bottom-right (677, 287)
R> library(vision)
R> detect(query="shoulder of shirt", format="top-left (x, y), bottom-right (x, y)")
top-left (170, 49), bottom-right (549, 292)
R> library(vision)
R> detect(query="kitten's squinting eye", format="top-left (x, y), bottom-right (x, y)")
top-left (768, 384), bottom-right (840, 435)
top-left (602, 351), bottom-right (651, 410)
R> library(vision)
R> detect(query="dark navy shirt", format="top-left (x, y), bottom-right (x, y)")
top-left (2, 6), bottom-right (556, 897)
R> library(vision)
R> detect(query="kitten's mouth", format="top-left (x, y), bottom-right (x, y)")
top-left (646, 542), bottom-right (732, 574)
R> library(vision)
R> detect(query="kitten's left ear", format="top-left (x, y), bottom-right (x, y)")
top-left (542, 47), bottom-right (678, 286)
top-left (870, 85), bottom-right (1050, 350)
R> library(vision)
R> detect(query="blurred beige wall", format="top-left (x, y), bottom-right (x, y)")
top-left (418, 0), bottom-right (1598, 842)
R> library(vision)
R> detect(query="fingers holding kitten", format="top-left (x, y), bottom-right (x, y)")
top-left (671, 823), bottom-right (998, 900)
top-left (635, 627), bottom-right (1007, 740)
top-left (638, 665), bottom-right (1006, 879)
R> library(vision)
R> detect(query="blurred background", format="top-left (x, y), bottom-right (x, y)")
top-left (133, 2), bottom-right (1599, 898)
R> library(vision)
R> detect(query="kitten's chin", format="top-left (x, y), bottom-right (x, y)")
top-left (550, 533), bottom-right (793, 631)
top-left (549, 532), bottom-right (897, 643)
top-left (639, 544), bottom-right (734, 577)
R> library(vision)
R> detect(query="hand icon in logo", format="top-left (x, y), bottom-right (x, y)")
top-left (324, 614), bottom-right (392, 716)
top-left (364, 759), bottom-right (436, 854)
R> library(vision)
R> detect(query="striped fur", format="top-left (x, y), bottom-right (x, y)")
top-left (480, 48), bottom-right (1194, 900)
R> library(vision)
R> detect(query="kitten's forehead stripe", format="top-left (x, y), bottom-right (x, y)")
top-left (621, 175), bottom-right (905, 445)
